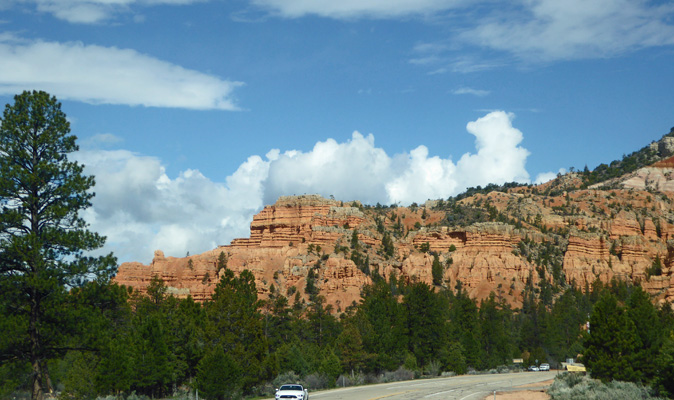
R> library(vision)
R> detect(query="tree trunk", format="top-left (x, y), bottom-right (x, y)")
top-left (31, 359), bottom-right (45, 400)
top-left (30, 291), bottom-right (51, 399)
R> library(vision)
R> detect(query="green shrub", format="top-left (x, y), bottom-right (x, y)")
top-left (548, 373), bottom-right (664, 400)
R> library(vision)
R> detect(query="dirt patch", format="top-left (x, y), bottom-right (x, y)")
top-left (515, 379), bottom-right (554, 389)
top-left (482, 379), bottom-right (553, 400)
top-left (482, 390), bottom-right (549, 400)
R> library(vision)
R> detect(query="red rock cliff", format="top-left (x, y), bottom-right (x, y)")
top-left (116, 164), bottom-right (674, 309)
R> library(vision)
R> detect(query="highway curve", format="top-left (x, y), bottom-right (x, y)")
top-left (302, 371), bottom-right (557, 400)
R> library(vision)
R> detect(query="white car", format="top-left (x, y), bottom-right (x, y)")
top-left (528, 365), bottom-right (539, 372)
top-left (539, 363), bottom-right (550, 371)
top-left (275, 384), bottom-right (309, 400)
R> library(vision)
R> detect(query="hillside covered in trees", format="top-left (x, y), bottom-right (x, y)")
top-left (11, 260), bottom-right (674, 399)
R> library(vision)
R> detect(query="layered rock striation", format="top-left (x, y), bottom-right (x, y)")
top-left (115, 161), bottom-right (674, 309)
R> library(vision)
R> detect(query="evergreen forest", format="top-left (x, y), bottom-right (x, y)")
top-left (4, 268), bottom-right (674, 399)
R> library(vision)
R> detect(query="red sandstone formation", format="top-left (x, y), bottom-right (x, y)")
top-left (115, 161), bottom-right (674, 309)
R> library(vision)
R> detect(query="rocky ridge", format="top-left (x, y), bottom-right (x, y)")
top-left (115, 134), bottom-right (674, 310)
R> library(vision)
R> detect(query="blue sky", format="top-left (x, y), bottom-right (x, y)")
top-left (1, 0), bottom-right (673, 263)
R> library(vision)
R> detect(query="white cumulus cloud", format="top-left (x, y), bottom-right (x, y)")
top-left (76, 149), bottom-right (270, 263)
top-left (262, 133), bottom-right (393, 205)
top-left (79, 111), bottom-right (534, 262)
top-left (385, 146), bottom-right (460, 205)
top-left (455, 111), bottom-right (530, 186)
top-left (0, 36), bottom-right (242, 110)
top-left (262, 111), bottom-right (532, 206)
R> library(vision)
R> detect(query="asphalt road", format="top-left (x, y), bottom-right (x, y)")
top-left (302, 371), bottom-right (557, 400)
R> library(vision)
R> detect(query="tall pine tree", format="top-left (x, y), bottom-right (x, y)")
top-left (583, 293), bottom-right (639, 382)
top-left (0, 91), bottom-right (116, 400)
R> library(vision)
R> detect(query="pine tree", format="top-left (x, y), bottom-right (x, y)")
top-left (358, 279), bottom-right (407, 370)
top-left (448, 284), bottom-right (483, 369)
top-left (318, 347), bottom-right (342, 387)
top-left (381, 232), bottom-right (395, 258)
top-left (266, 295), bottom-right (294, 349)
top-left (336, 322), bottom-right (366, 372)
top-left (133, 313), bottom-right (174, 397)
top-left (626, 286), bottom-right (662, 382)
top-left (217, 251), bottom-right (228, 274)
top-left (439, 341), bottom-right (467, 374)
top-left (545, 288), bottom-right (586, 363)
top-left (96, 333), bottom-right (134, 396)
top-left (431, 253), bottom-right (443, 286)
top-left (583, 293), bottom-right (639, 382)
top-left (403, 281), bottom-right (448, 367)
top-left (197, 344), bottom-right (242, 400)
top-left (305, 296), bottom-right (340, 348)
top-left (0, 91), bottom-right (116, 400)
top-left (204, 269), bottom-right (267, 391)
top-left (479, 293), bottom-right (513, 369)
top-left (655, 332), bottom-right (674, 397)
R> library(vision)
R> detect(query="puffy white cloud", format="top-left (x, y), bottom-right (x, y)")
top-left (75, 149), bottom-right (270, 263)
top-left (461, 0), bottom-right (674, 61)
top-left (385, 146), bottom-right (459, 205)
top-left (251, 0), bottom-right (465, 19)
top-left (262, 133), bottom-right (392, 205)
top-left (0, 36), bottom-right (242, 110)
top-left (455, 111), bottom-right (530, 186)
top-left (262, 110), bottom-right (529, 205)
top-left (80, 111), bottom-right (533, 262)
top-left (386, 111), bottom-right (529, 204)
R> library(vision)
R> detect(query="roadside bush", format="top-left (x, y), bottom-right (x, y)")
top-left (380, 367), bottom-right (414, 383)
top-left (423, 360), bottom-right (441, 377)
top-left (362, 373), bottom-right (381, 385)
top-left (402, 353), bottom-right (418, 371)
top-left (303, 373), bottom-right (329, 390)
top-left (496, 365), bottom-right (510, 374)
top-left (123, 392), bottom-right (151, 400)
top-left (272, 372), bottom-right (301, 389)
top-left (335, 372), bottom-right (365, 387)
top-left (548, 373), bottom-right (665, 400)
top-left (249, 383), bottom-right (276, 398)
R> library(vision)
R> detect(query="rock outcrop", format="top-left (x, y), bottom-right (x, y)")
top-left (115, 154), bottom-right (674, 310)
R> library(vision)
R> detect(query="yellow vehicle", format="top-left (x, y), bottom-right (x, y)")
top-left (566, 364), bottom-right (586, 372)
